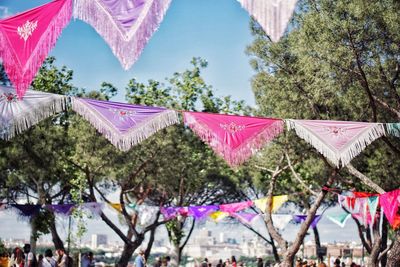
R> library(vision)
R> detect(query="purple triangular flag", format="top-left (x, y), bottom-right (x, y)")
top-left (232, 212), bottom-right (259, 224)
top-left (71, 97), bottom-right (179, 151)
top-left (188, 205), bottom-right (218, 219)
top-left (11, 204), bottom-right (41, 217)
top-left (73, 0), bottom-right (171, 70)
top-left (161, 207), bottom-right (180, 220)
top-left (45, 204), bottom-right (75, 216)
top-left (293, 214), bottom-right (322, 228)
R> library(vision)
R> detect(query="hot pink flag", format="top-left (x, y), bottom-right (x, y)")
top-left (380, 189), bottom-right (400, 225)
top-left (0, 0), bottom-right (72, 99)
top-left (73, 0), bottom-right (171, 70)
top-left (287, 120), bottom-right (385, 167)
top-left (237, 0), bottom-right (298, 42)
top-left (183, 112), bottom-right (284, 166)
top-left (219, 200), bottom-right (253, 214)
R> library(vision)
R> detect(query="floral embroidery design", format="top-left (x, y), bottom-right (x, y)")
top-left (2, 92), bottom-right (18, 103)
top-left (324, 126), bottom-right (348, 139)
top-left (220, 122), bottom-right (245, 134)
top-left (109, 108), bottom-right (136, 121)
top-left (17, 20), bottom-right (38, 41)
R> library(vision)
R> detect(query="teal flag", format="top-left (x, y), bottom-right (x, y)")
top-left (367, 196), bottom-right (379, 221)
top-left (327, 212), bottom-right (351, 228)
top-left (386, 123), bottom-right (400, 137)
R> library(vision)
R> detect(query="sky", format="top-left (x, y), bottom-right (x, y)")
top-left (0, 0), bottom-right (361, 247)
top-left (0, 0), bottom-right (256, 105)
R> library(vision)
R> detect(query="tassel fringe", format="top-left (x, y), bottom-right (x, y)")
top-left (71, 97), bottom-right (179, 151)
top-left (73, 0), bottom-right (171, 70)
top-left (386, 123), bottom-right (400, 137)
top-left (0, 0), bottom-right (73, 99)
top-left (286, 120), bottom-right (385, 167)
top-left (0, 94), bottom-right (67, 140)
top-left (184, 113), bottom-right (284, 167)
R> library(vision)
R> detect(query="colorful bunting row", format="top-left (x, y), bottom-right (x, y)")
top-left (0, 0), bottom-right (297, 98)
top-left (1, 86), bottom-right (400, 168)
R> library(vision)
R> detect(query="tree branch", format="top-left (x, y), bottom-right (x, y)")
top-left (345, 164), bottom-right (385, 194)
top-left (285, 152), bottom-right (318, 196)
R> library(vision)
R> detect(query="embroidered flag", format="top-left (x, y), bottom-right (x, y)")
top-left (184, 112), bottom-right (284, 166)
top-left (0, 0), bottom-right (72, 98)
top-left (188, 205), bottom-right (218, 220)
top-left (160, 207), bottom-right (180, 220)
top-left (73, 0), bottom-right (171, 70)
top-left (287, 120), bottom-right (385, 167)
top-left (270, 214), bottom-right (292, 231)
top-left (367, 196), bottom-right (379, 221)
top-left (0, 85), bottom-right (67, 140)
top-left (11, 204), bottom-right (41, 217)
top-left (232, 212), bottom-right (259, 225)
top-left (386, 123), bottom-right (400, 137)
top-left (237, 0), bottom-right (297, 42)
top-left (45, 204), bottom-right (75, 216)
top-left (254, 195), bottom-right (288, 213)
top-left (327, 212), bottom-right (351, 228)
top-left (71, 97), bottom-right (179, 151)
top-left (292, 215), bottom-right (322, 228)
top-left (82, 202), bottom-right (104, 217)
top-left (219, 200), bottom-right (253, 214)
top-left (380, 189), bottom-right (400, 225)
top-left (209, 211), bottom-right (229, 222)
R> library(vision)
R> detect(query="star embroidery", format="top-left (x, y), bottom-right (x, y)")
top-left (17, 20), bottom-right (38, 41)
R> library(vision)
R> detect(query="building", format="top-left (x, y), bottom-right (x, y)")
top-left (91, 234), bottom-right (108, 249)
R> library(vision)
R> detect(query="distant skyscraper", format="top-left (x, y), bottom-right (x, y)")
top-left (91, 234), bottom-right (107, 249)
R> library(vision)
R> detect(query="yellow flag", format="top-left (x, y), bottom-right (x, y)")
top-left (254, 195), bottom-right (288, 213)
top-left (110, 203), bottom-right (122, 212)
top-left (209, 211), bottom-right (229, 222)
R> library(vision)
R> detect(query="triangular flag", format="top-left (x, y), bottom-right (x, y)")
top-left (109, 203), bottom-right (122, 212)
top-left (272, 195), bottom-right (288, 212)
top-left (237, 0), bottom-right (298, 42)
top-left (82, 202), bottom-right (104, 217)
top-left (270, 214), bottom-right (292, 231)
top-left (254, 197), bottom-right (268, 212)
top-left (380, 189), bottom-right (400, 225)
top-left (0, 85), bottom-right (67, 140)
top-left (386, 123), bottom-right (400, 137)
top-left (45, 204), bottom-right (75, 216)
top-left (11, 204), bottom-right (41, 218)
top-left (184, 112), bottom-right (284, 166)
top-left (292, 215), bottom-right (322, 228)
top-left (160, 207), bottom-right (180, 220)
top-left (188, 205), bottom-right (219, 220)
top-left (0, 0), bottom-right (72, 98)
top-left (73, 0), bottom-right (171, 70)
top-left (327, 212), bottom-right (351, 228)
top-left (232, 212), bottom-right (259, 225)
top-left (209, 211), bottom-right (229, 222)
top-left (136, 205), bottom-right (159, 225)
top-left (71, 97), bottom-right (179, 151)
top-left (219, 200), bottom-right (253, 214)
top-left (287, 120), bottom-right (385, 167)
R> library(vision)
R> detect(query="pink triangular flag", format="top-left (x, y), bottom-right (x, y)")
top-left (0, 0), bottom-right (72, 99)
top-left (71, 97), bottom-right (179, 151)
top-left (287, 120), bottom-right (385, 167)
top-left (380, 189), bottom-right (400, 225)
top-left (73, 0), bottom-right (171, 70)
top-left (184, 112), bottom-right (284, 166)
top-left (237, 0), bottom-right (298, 42)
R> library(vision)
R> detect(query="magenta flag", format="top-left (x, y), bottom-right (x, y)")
top-left (71, 97), bottom-right (179, 151)
top-left (380, 189), bottom-right (400, 225)
top-left (237, 0), bottom-right (298, 42)
top-left (287, 120), bottom-right (385, 167)
top-left (73, 0), bottom-right (171, 70)
top-left (183, 112), bottom-right (284, 166)
top-left (0, 0), bottom-right (72, 99)
top-left (219, 200), bottom-right (253, 214)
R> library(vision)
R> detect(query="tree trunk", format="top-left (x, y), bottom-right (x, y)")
top-left (30, 219), bottom-right (38, 254)
top-left (367, 224), bottom-right (382, 267)
top-left (170, 242), bottom-right (181, 267)
top-left (313, 227), bottom-right (323, 262)
top-left (144, 226), bottom-right (156, 260)
top-left (49, 215), bottom-right (65, 250)
top-left (380, 218), bottom-right (388, 267)
top-left (269, 233), bottom-right (281, 263)
top-left (386, 230), bottom-right (400, 267)
top-left (117, 243), bottom-right (138, 267)
top-left (280, 175), bottom-right (335, 267)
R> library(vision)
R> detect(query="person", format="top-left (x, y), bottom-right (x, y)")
top-left (37, 255), bottom-right (43, 267)
top-left (134, 249), bottom-right (146, 267)
top-left (153, 257), bottom-right (162, 267)
top-left (165, 256), bottom-right (170, 266)
top-left (216, 259), bottom-right (223, 267)
top-left (224, 258), bottom-right (231, 267)
top-left (23, 244), bottom-right (35, 267)
top-left (309, 260), bottom-right (317, 267)
top-left (81, 252), bottom-right (94, 267)
top-left (9, 247), bottom-right (24, 267)
top-left (231, 256), bottom-right (237, 267)
top-left (318, 263), bottom-right (327, 267)
top-left (42, 250), bottom-right (56, 267)
top-left (201, 258), bottom-right (208, 267)
top-left (295, 258), bottom-right (302, 267)
top-left (334, 258), bottom-right (341, 267)
top-left (257, 257), bottom-right (263, 267)
top-left (56, 249), bottom-right (68, 267)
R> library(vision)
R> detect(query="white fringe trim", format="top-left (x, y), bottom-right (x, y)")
top-left (0, 93), bottom-right (67, 140)
top-left (386, 123), bottom-right (400, 137)
top-left (286, 120), bottom-right (386, 167)
top-left (73, 0), bottom-right (171, 70)
top-left (71, 97), bottom-right (179, 151)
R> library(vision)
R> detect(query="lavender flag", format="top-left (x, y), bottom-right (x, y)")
top-left (11, 204), bottom-right (41, 217)
top-left (71, 97), bottom-right (179, 151)
top-left (293, 214), bottom-right (322, 229)
top-left (73, 0), bottom-right (171, 70)
top-left (161, 207), bottom-right (181, 220)
top-left (232, 212), bottom-right (259, 224)
top-left (82, 202), bottom-right (105, 217)
top-left (188, 205), bottom-right (218, 220)
top-left (45, 204), bottom-right (75, 216)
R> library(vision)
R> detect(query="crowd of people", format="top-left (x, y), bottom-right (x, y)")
top-left (6, 243), bottom-right (94, 267)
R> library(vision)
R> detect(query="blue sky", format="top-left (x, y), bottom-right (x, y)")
top-left (0, 0), bottom-right (256, 105)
